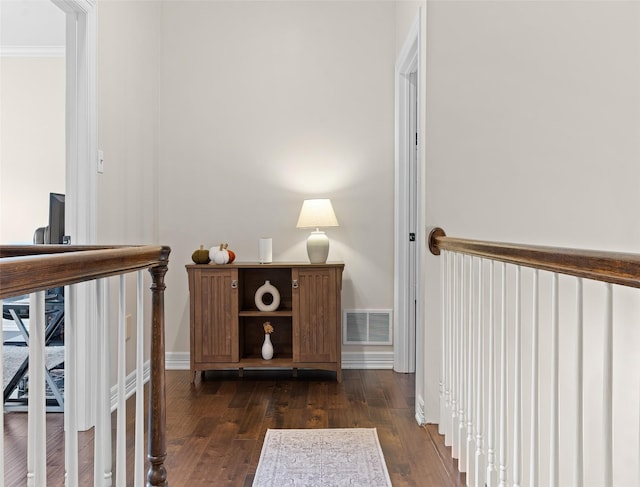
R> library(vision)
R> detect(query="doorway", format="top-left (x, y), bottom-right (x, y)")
top-left (0, 0), bottom-right (98, 427)
top-left (394, 14), bottom-right (421, 374)
top-left (0, 0), bottom-right (66, 243)
top-left (0, 0), bottom-right (67, 412)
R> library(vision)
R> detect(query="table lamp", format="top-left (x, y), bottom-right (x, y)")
top-left (296, 199), bottom-right (339, 264)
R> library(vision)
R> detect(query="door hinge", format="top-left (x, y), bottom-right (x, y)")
top-left (409, 233), bottom-right (416, 242)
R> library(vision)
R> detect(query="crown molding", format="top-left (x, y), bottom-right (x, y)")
top-left (52, 0), bottom-right (95, 15)
top-left (0, 45), bottom-right (65, 58)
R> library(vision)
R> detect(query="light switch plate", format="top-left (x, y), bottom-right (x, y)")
top-left (97, 150), bottom-right (104, 173)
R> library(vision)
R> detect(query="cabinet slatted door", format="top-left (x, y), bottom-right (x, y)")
top-left (189, 268), bottom-right (238, 364)
top-left (293, 267), bottom-right (339, 363)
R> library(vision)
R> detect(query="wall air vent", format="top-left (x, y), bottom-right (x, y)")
top-left (343, 309), bottom-right (392, 345)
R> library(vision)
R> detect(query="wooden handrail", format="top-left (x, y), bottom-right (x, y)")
top-left (0, 245), bottom-right (170, 299)
top-left (0, 244), bottom-right (124, 258)
top-left (428, 227), bottom-right (640, 289)
top-left (1, 244), bottom-right (171, 486)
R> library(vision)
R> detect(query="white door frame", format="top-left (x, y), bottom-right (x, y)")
top-left (394, 12), bottom-right (422, 374)
top-left (53, 0), bottom-right (97, 431)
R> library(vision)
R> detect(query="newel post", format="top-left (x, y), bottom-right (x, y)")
top-left (428, 227), bottom-right (446, 256)
top-left (147, 247), bottom-right (171, 487)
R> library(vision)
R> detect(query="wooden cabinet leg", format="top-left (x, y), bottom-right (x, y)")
top-left (239, 368), bottom-right (244, 378)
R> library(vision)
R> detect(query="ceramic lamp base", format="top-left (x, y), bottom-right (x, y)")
top-left (306, 230), bottom-right (329, 264)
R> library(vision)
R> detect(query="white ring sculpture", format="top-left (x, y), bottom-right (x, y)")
top-left (255, 280), bottom-right (280, 312)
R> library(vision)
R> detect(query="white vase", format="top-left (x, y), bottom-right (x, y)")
top-left (262, 334), bottom-right (274, 360)
top-left (255, 280), bottom-right (280, 312)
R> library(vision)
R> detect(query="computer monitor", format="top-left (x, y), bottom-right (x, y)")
top-left (48, 193), bottom-right (65, 244)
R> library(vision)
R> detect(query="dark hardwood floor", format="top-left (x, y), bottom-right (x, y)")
top-left (4, 369), bottom-right (466, 486)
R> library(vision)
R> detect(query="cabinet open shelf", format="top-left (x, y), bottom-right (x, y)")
top-left (238, 310), bottom-right (293, 317)
top-left (240, 316), bottom-right (292, 359)
top-left (239, 356), bottom-right (293, 365)
top-left (186, 262), bottom-right (344, 382)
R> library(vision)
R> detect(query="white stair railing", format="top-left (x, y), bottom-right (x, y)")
top-left (95, 271), bottom-right (150, 486)
top-left (429, 228), bottom-right (640, 487)
top-left (1, 245), bottom-right (170, 486)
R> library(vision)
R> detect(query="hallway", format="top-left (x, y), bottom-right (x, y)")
top-left (4, 369), bottom-right (466, 486)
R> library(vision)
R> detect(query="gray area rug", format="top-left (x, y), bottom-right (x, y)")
top-left (3, 345), bottom-right (65, 390)
top-left (253, 428), bottom-right (392, 487)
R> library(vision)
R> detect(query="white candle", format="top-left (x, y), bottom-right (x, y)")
top-left (259, 237), bottom-right (272, 264)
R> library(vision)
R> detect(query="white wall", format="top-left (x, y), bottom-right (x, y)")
top-left (423, 1), bottom-right (640, 485)
top-left (0, 56), bottom-right (65, 244)
top-left (97, 0), bottom-right (162, 378)
top-left (97, 1), bottom-right (161, 246)
top-left (158, 1), bottom-right (396, 358)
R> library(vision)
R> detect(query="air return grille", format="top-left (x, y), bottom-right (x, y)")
top-left (343, 309), bottom-right (392, 345)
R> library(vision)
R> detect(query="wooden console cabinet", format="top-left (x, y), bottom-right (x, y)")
top-left (186, 262), bottom-right (344, 382)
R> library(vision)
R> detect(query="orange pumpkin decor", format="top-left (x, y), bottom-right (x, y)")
top-left (224, 243), bottom-right (236, 263)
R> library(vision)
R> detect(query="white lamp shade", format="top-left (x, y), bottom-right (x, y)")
top-left (296, 199), bottom-right (339, 229)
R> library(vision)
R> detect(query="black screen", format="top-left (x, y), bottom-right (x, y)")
top-left (48, 193), bottom-right (65, 244)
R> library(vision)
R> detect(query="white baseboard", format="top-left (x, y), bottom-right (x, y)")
top-left (415, 394), bottom-right (426, 425)
top-left (110, 361), bottom-right (150, 412)
top-left (341, 351), bottom-right (394, 369)
top-left (165, 352), bottom-right (191, 370)
top-left (164, 351), bottom-right (395, 371)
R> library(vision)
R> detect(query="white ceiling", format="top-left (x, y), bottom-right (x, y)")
top-left (1, 0), bottom-right (65, 48)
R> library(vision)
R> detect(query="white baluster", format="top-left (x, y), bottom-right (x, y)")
top-left (575, 278), bottom-right (584, 487)
top-left (474, 259), bottom-right (485, 487)
top-left (458, 255), bottom-right (467, 468)
top-left (486, 260), bottom-right (497, 487)
top-left (451, 253), bottom-right (459, 454)
top-left (95, 278), bottom-right (112, 486)
top-left (27, 291), bottom-right (46, 486)
top-left (498, 264), bottom-right (508, 487)
top-left (458, 255), bottom-right (469, 472)
top-left (476, 259), bottom-right (486, 487)
top-left (116, 275), bottom-right (127, 486)
top-left (440, 251), bottom-right (448, 436)
top-left (603, 283), bottom-right (613, 487)
top-left (550, 273), bottom-right (559, 487)
top-left (94, 280), bottom-right (103, 485)
top-left (467, 256), bottom-right (476, 482)
top-left (449, 251), bottom-right (455, 437)
top-left (513, 266), bottom-right (522, 487)
top-left (135, 271), bottom-right (145, 487)
top-left (529, 270), bottom-right (539, 487)
top-left (446, 251), bottom-right (454, 441)
top-left (65, 284), bottom-right (79, 487)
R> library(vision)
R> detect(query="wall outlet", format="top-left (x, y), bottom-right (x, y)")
top-left (126, 314), bottom-right (132, 340)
